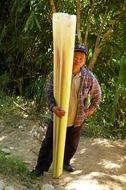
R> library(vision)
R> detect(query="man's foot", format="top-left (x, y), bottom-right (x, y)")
top-left (63, 164), bottom-right (74, 172)
top-left (29, 169), bottom-right (43, 177)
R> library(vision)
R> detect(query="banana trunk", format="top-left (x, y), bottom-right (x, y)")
top-left (52, 13), bottom-right (76, 178)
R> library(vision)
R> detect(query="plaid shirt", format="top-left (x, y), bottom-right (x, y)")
top-left (44, 66), bottom-right (101, 126)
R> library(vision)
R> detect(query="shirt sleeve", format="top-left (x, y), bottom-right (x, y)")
top-left (89, 76), bottom-right (102, 111)
top-left (44, 72), bottom-right (56, 111)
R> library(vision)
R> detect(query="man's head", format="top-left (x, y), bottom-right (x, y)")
top-left (72, 44), bottom-right (88, 75)
top-left (74, 44), bottom-right (88, 55)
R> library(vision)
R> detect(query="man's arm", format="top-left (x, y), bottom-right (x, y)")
top-left (86, 77), bottom-right (101, 117)
top-left (44, 73), bottom-right (65, 117)
top-left (44, 72), bottom-right (56, 111)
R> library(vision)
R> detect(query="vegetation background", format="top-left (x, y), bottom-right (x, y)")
top-left (0, 1), bottom-right (126, 189)
top-left (0, 0), bottom-right (126, 138)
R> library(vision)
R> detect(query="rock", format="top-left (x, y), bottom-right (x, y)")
top-left (5, 186), bottom-right (15, 190)
top-left (0, 180), bottom-right (5, 190)
top-left (18, 125), bottom-right (24, 129)
top-left (42, 184), bottom-right (55, 190)
top-left (1, 148), bottom-right (11, 154)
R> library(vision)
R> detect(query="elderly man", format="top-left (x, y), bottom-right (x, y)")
top-left (30, 44), bottom-right (101, 177)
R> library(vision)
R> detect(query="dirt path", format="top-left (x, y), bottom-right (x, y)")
top-left (0, 116), bottom-right (126, 190)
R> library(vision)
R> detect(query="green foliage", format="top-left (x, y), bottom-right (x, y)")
top-left (25, 75), bottom-right (47, 110)
top-left (84, 55), bottom-right (126, 139)
top-left (0, 0), bottom-right (52, 96)
top-left (0, 150), bottom-right (28, 175)
top-left (0, 150), bottom-right (41, 189)
top-left (111, 56), bottom-right (126, 128)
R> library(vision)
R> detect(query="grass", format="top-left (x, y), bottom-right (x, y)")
top-left (0, 150), bottom-right (27, 175)
top-left (0, 150), bottom-right (42, 189)
top-left (0, 93), bottom-right (45, 189)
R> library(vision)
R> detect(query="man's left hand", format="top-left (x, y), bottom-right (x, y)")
top-left (85, 109), bottom-right (94, 117)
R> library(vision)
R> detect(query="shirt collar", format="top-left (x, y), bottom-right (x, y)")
top-left (72, 71), bottom-right (81, 78)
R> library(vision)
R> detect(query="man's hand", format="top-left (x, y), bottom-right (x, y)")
top-left (85, 109), bottom-right (94, 117)
top-left (52, 106), bottom-right (65, 117)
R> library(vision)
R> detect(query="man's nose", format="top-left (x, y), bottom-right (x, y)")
top-left (76, 60), bottom-right (81, 64)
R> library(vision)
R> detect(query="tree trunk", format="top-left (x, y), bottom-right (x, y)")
top-left (84, 0), bottom-right (95, 46)
top-left (88, 47), bottom-right (101, 71)
top-left (88, 9), bottom-right (108, 70)
top-left (76, 0), bottom-right (82, 43)
top-left (49, 0), bottom-right (56, 15)
top-left (88, 2), bottom-right (125, 71)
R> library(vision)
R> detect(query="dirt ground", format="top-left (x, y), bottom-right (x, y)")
top-left (0, 113), bottom-right (126, 190)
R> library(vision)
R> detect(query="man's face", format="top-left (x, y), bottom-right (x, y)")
top-left (72, 51), bottom-right (86, 75)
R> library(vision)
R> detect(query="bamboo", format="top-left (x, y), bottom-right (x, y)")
top-left (53, 13), bottom-right (76, 178)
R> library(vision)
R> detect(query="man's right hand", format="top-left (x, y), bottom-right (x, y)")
top-left (52, 106), bottom-right (65, 117)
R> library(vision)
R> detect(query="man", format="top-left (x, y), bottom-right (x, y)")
top-left (30, 44), bottom-right (101, 177)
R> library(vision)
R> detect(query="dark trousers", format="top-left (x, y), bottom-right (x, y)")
top-left (36, 120), bottom-right (82, 172)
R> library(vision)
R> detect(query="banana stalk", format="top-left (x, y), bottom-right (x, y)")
top-left (52, 13), bottom-right (76, 178)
